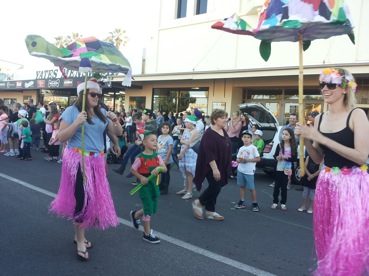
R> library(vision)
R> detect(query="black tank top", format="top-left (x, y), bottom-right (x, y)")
top-left (318, 109), bottom-right (358, 168)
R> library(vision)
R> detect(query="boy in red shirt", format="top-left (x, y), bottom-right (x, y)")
top-left (130, 131), bottom-right (167, 243)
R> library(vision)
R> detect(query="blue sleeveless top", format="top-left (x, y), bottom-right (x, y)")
top-left (318, 109), bottom-right (358, 168)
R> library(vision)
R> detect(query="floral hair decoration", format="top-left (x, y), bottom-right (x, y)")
top-left (319, 68), bottom-right (357, 92)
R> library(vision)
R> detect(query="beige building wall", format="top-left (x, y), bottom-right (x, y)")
top-left (120, 0), bottom-right (369, 115)
top-left (0, 90), bottom-right (37, 105)
top-left (146, 0), bottom-right (368, 74)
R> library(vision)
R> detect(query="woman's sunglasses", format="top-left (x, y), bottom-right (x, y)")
top-left (88, 92), bottom-right (101, 98)
top-left (319, 82), bottom-right (341, 90)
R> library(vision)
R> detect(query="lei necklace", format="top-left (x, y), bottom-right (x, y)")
top-left (319, 68), bottom-right (357, 92)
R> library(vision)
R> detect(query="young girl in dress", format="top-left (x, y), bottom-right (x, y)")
top-left (271, 128), bottom-right (297, 210)
top-left (46, 121), bottom-right (60, 161)
top-left (157, 122), bottom-right (173, 195)
top-left (176, 115), bottom-right (198, 200)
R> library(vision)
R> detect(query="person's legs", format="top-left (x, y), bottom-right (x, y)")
top-left (198, 171), bottom-right (222, 213)
top-left (160, 164), bottom-right (171, 194)
top-left (126, 126), bottom-right (132, 143)
top-left (17, 140), bottom-right (23, 158)
top-left (113, 145), bottom-right (138, 174)
top-left (239, 186), bottom-right (246, 201)
top-left (34, 136), bottom-right (41, 149)
top-left (280, 174), bottom-right (288, 205)
top-left (308, 189), bottom-right (315, 213)
top-left (129, 146), bottom-right (142, 164)
top-left (74, 223), bottom-right (89, 260)
top-left (24, 142), bottom-right (31, 159)
top-left (53, 145), bottom-right (60, 159)
top-left (172, 139), bottom-right (179, 155)
top-left (250, 189), bottom-right (257, 202)
top-left (272, 171), bottom-right (283, 204)
top-left (7, 136), bottom-right (14, 152)
top-left (13, 136), bottom-right (19, 155)
top-left (5, 136), bottom-right (14, 156)
top-left (45, 132), bottom-right (52, 152)
top-left (185, 171), bottom-right (193, 194)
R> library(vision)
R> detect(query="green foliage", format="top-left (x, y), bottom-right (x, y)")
top-left (53, 29), bottom-right (128, 49)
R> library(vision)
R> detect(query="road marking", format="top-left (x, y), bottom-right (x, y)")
top-left (1, 172), bottom-right (276, 276)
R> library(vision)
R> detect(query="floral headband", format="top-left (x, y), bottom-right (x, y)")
top-left (319, 68), bottom-right (357, 92)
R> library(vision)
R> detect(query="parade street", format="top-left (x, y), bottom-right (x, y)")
top-left (0, 149), bottom-right (314, 276)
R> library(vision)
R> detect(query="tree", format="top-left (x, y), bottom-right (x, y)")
top-left (104, 28), bottom-right (129, 49)
top-left (54, 29), bottom-right (128, 49)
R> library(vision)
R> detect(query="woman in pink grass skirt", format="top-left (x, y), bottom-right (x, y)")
top-left (296, 68), bottom-right (369, 275)
top-left (50, 81), bottom-right (121, 261)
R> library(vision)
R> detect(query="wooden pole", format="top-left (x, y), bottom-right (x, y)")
top-left (81, 74), bottom-right (88, 185)
top-left (298, 35), bottom-right (305, 176)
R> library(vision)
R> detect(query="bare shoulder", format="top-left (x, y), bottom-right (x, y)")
top-left (351, 108), bottom-right (369, 129)
top-left (313, 113), bottom-right (322, 128)
top-left (352, 108), bottom-right (367, 118)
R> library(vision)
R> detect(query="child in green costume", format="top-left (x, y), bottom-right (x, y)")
top-left (129, 131), bottom-right (167, 244)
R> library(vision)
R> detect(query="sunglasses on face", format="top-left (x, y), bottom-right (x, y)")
top-left (319, 82), bottom-right (341, 90)
top-left (88, 92), bottom-right (101, 98)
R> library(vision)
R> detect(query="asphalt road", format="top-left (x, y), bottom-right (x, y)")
top-left (0, 148), bottom-right (315, 276)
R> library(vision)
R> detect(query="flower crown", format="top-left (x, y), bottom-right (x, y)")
top-left (319, 68), bottom-right (357, 92)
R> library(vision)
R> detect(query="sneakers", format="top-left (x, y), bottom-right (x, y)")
top-left (4, 151), bottom-right (15, 157)
top-left (14, 150), bottom-right (20, 156)
top-left (176, 189), bottom-right (187, 195)
top-left (181, 192), bottom-right (193, 200)
top-left (281, 204), bottom-right (287, 211)
top-left (252, 203), bottom-right (260, 212)
top-left (269, 182), bottom-right (275, 188)
top-left (143, 230), bottom-right (160, 244)
top-left (130, 211), bottom-right (141, 230)
top-left (234, 200), bottom-right (246, 209)
top-left (126, 172), bottom-right (134, 178)
top-left (57, 159), bottom-right (62, 164)
top-left (271, 203), bottom-right (278, 209)
top-left (44, 157), bottom-right (53, 161)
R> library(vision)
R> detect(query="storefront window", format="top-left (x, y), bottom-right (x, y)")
top-left (129, 96), bottom-right (146, 111)
top-left (153, 88), bottom-right (208, 115)
top-left (284, 88), bottom-right (323, 100)
top-left (245, 89), bottom-right (283, 100)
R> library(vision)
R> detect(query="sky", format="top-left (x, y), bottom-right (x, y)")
top-left (1, 0), bottom-right (158, 79)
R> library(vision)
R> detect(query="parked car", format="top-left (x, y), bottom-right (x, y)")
top-left (239, 103), bottom-right (303, 185)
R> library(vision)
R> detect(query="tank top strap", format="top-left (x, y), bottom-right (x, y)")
top-left (317, 112), bottom-right (324, 131)
top-left (346, 108), bottom-right (357, 127)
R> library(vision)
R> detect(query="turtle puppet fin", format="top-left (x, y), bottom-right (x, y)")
top-left (259, 41), bottom-right (271, 62)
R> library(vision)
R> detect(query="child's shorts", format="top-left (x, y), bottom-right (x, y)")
top-left (139, 182), bottom-right (159, 215)
top-left (237, 172), bottom-right (255, 190)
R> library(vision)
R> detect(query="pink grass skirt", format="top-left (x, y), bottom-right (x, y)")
top-left (50, 148), bottom-right (119, 230)
top-left (313, 166), bottom-right (369, 275)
